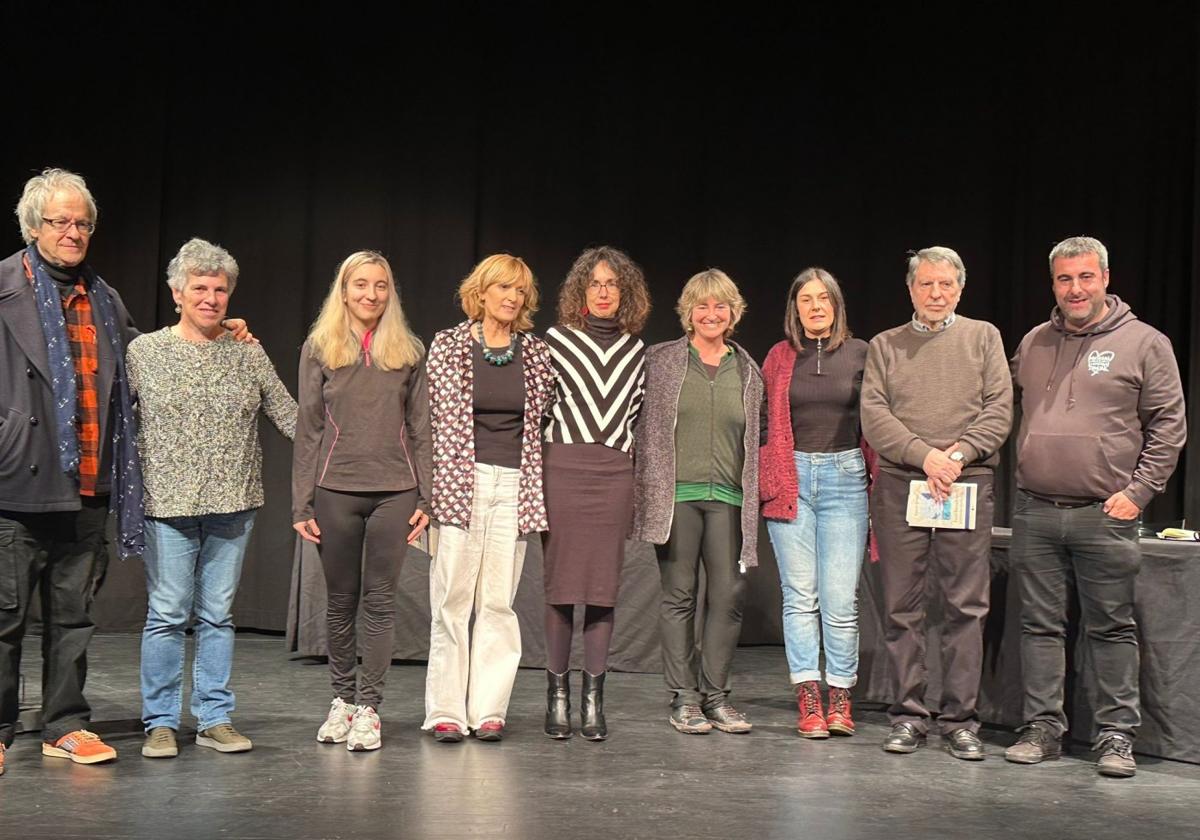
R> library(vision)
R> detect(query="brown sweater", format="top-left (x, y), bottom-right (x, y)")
top-left (1011, 296), bottom-right (1185, 509)
top-left (860, 315), bottom-right (1012, 475)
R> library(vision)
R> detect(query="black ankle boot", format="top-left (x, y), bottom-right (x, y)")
top-left (545, 670), bottom-right (572, 739)
top-left (581, 671), bottom-right (607, 741)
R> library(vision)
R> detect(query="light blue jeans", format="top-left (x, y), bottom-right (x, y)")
top-left (766, 449), bottom-right (868, 688)
top-left (140, 509), bottom-right (257, 731)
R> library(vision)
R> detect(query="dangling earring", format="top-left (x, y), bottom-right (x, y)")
top-left (174, 305), bottom-right (182, 314)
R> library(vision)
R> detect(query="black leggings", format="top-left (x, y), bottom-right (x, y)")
top-left (314, 487), bottom-right (418, 710)
top-left (656, 500), bottom-right (747, 708)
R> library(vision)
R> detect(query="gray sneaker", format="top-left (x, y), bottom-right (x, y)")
top-left (669, 704), bottom-right (713, 734)
top-left (196, 724), bottom-right (253, 753)
top-left (1096, 732), bottom-right (1136, 778)
top-left (142, 726), bottom-right (179, 758)
top-left (1005, 723), bottom-right (1062, 764)
top-left (704, 704), bottom-right (753, 733)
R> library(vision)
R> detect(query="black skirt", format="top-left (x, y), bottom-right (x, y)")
top-left (541, 442), bottom-right (634, 607)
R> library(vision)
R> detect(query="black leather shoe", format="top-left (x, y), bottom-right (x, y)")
top-left (580, 671), bottom-right (607, 741)
top-left (946, 728), bottom-right (986, 761)
top-left (882, 722), bottom-right (926, 753)
top-left (544, 670), bottom-right (572, 739)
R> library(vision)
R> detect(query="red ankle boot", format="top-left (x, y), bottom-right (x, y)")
top-left (827, 686), bottom-right (855, 735)
top-left (795, 681), bottom-right (829, 738)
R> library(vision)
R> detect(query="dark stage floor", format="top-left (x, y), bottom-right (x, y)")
top-left (3, 634), bottom-right (1199, 840)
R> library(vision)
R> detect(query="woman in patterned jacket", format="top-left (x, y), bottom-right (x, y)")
top-left (540, 246), bottom-right (649, 741)
top-left (422, 254), bottom-right (555, 743)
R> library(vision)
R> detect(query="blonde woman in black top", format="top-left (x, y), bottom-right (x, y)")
top-left (293, 251), bottom-right (431, 752)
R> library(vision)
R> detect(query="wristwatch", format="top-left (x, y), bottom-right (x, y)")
top-left (950, 451), bottom-right (965, 463)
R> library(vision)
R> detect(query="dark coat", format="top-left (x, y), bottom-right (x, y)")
top-left (0, 249), bottom-right (138, 512)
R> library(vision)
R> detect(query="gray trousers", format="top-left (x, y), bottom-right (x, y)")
top-left (655, 500), bottom-right (747, 709)
top-left (871, 471), bottom-right (994, 734)
top-left (1011, 491), bottom-right (1141, 742)
top-left (314, 487), bottom-right (418, 711)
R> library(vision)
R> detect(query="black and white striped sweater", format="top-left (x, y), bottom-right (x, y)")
top-left (543, 324), bottom-right (645, 453)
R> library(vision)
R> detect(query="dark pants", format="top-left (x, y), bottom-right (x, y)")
top-left (872, 471), bottom-right (994, 734)
top-left (314, 487), bottom-right (417, 710)
top-left (655, 500), bottom-right (747, 709)
top-left (0, 497), bottom-right (108, 746)
top-left (1011, 491), bottom-right (1141, 742)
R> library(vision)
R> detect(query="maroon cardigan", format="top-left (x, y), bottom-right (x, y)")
top-left (758, 339), bottom-right (879, 559)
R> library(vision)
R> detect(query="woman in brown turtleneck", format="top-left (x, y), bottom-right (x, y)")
top-left (540, 246), bottom-right (651, 740)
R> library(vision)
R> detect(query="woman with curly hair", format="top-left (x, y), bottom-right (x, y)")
top-left (541, 246), bottom-right (650, 740)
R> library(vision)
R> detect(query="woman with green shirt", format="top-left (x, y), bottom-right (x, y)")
top-left (632, 269), bottom-right (764, 735)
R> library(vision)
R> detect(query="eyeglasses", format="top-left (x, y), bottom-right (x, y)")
top-left (42, 217), bottom-right (96, 235)
top-left (587, 281), bottom-right (620, 292)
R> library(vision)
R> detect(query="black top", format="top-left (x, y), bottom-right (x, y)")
top-left (43, 260), bottom-right (81, 295)
top-left (788, 335), bottom-right (869, 453)
top-left (473, 341), bottom-right (524, 469)
top-left (583, 313), bottom-right (621, 349)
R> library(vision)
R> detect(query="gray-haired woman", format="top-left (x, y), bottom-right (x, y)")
top-left (127, 238), bottom-right (296, 760)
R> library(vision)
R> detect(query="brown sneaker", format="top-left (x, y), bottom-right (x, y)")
top-left (669, 704), bottom-right (713, 734)
top-left (704, 703), bottom-right (753, 734)
top-left (42, 730), bottom-right (117, 765)
top-left (1096, 732), bottom-right (1136, 778)
top-left (196, 724), bottom-right (252, 753)
top-left (826, 686), bottom-right (855, 736)
top-left (142, 727), bottom-right (179, 758)
top-left (1004, 723), bottom-right (1061, 764)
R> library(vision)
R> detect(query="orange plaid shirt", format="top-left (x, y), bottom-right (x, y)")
top-left (62, 282), bottom-right (101, 496)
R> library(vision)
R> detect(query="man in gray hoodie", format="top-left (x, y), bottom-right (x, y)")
top-left (1005, 236), bottom-right (1186, 778)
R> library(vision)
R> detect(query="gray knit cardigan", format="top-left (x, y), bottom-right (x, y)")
top-left (632, 335), bottom-right (764, 568)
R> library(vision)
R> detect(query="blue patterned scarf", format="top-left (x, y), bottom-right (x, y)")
top-left (26, 245), bottom-right (145, 558)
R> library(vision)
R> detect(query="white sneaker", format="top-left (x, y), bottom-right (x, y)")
top-left (347, 705), bottom-right (382, 751)
top-left (317, 698), bottom-right (357, 743)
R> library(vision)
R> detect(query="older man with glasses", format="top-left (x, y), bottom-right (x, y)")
top-left (0, 168), bottom-right (250, 775)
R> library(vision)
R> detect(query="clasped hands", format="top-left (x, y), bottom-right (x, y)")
top-left (923, 443), bottom-right (963, 503)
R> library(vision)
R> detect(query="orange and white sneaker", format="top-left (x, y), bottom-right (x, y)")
top-left (42, 730), bottom-right (117, 765)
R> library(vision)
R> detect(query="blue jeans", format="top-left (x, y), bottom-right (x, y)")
top-left (140, 509), bottom-right (257, 731)
top-left (766, 450), bottom-right (868, 688)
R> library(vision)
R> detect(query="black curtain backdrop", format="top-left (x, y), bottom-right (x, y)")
top-left (7, 4), bottom-right (1198, 631)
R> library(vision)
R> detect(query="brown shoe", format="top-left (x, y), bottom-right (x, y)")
top-left (704, 703), bottom-right (753, 734)
top-left (1096, 732), bottom-right (1136, 778)
top-left (142, 727), bottom-right (179, 759)
top-left (196, 724), bottom-right (252, 753)
top-left (826, 687), bottom-right (855, 736)
top-left (1004, 723), bottom-right (1061, 764)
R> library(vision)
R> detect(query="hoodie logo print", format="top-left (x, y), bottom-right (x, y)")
top-left (1087, 350), bottom-right (1115, 376)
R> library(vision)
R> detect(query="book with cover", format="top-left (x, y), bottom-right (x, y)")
top-left (905, 480), bottom-right (978, 529)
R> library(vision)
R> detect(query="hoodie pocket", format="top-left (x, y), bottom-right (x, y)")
top-left (1017, 432), bottom-right (1117, 499)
